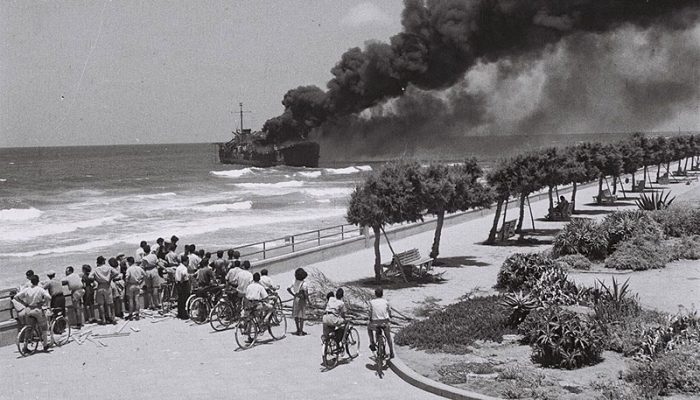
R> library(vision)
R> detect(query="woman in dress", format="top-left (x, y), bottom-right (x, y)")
top-left (287, 267), bottom-right (309, 336)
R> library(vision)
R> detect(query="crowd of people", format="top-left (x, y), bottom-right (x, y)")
top-left (11, 234), bottom-right (394, 356)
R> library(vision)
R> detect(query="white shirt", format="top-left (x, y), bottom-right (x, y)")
top-left (245, 282), bottom-right (268, 301)
top-left (234, 270), bottom-right (253, 295)
top-left (165, 251), bottom-right (180, 267)
top-left (369, 298), bottom-right (391, 321)
top-left (225, 267), bottom-right (241, 285)
top-left (135, 247), bottom-right (146, 264)
top-left (259, 275), bottom-right (276, 290)
top-left (188, 254), bottom-right (201, 273)
top-left (175, 263), bottom-right (189, 282)
top-left (325, 297), bottom-right (345, 317)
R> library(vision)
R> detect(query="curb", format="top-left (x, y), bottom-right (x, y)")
top-left (388, 356), bottom-right (504, 400)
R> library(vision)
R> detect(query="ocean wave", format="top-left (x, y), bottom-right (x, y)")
top-left (296, 171), bottom-right (322, 178)
top-left (133, 192), bottom-right (177, 200)
top-left (3, 215), bottom-right (123, 241)
top-left (0, 179), bottom-right (6, 182)
top-left (235, 180), bottom-right (305, 189)
top-left (316, 199), bottom-right (331, 203)
top-left (323, 165), bottom-right (372, 175)
top-left (191, 201), bottom-right (253, 213)
top-left (210, 167), bottom-right (263, 179)
top-left (302, 187), bottom-right (354, 197)
top-left (0, 207), bottom-right (43, 221)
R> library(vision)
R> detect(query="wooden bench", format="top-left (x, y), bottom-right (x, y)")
top-left (497, 219), bottom-right (517, 241)
top-left (547, 203), bottom-right (573, 221)
top-left (593, 189), bottom-right (617, 204)
top-left (383, 248), bottom-right (434, 279)
top-left (632, 180), bottom-right (646, 192)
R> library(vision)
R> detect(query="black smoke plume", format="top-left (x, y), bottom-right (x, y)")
top-left (262, 0), bottom-right (700, 144)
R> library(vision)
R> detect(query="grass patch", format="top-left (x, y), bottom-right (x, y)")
top-left (395, 295), bottom-right (515, 353)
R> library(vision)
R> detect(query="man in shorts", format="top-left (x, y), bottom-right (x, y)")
top-left (90, 256), bottom-right (121, 325)
top-left (124, 256), bottom-right (145, 320)
top-left (367, 288), bottom-right (394, 359)
top-left (13, 275), bottom-right (52, 351)
top-left (141, 245), bottom-right (161, 309)
top-left (43, 270), bottom-right (65, 315)
top-left (63, 266), bottom-right (85, 329)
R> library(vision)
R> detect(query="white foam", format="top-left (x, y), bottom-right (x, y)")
top-left (210, 168), bottom-right (260, 179)
top-left (235, 180), bottom-right (305, 189)
top-left (323, 165), bottom-right (373, 175)
top-left (296, 171), bottom-right (322, 178)
top-left (0, 178), bottom-right (6, 182)
top-left (191, 201), bottom-right (253, 213)
top-left (302, 187), bottom-right (354, 197)
top-left (3, 215), bottom-right (123, 241)
top-left (0, 207), bottom-right (42, 221)
top-left (133, 192), bottom-right (177, 200)
top-left (316, 199), bottom-right (331, 203)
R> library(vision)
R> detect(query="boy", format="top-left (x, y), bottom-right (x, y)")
top-left (125, 256), bottom-right (145, 320)
top-left (43, 270), bottom-right (65, 314)
top-left (63, 266), bottom-right (85, 329)
top-left (90, 256), bottom-right (121, 325)
top-left (14, 275), bottom-right (52, 351)
top-left (367, 287), bottom-right (394, 359)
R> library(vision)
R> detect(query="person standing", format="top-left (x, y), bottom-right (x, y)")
top-left (187, 245), bottom-right (201, 274)
top-left (233, 260), bottom-right (253, 299)
top-left (81, 265), bottom-right (97, 323)
top-left (14, 275), bottom-right (52, 351)
top-left (211, 250), bottom-right (227, 284)
top-left (174, 256), bottom-right (190, 320)
top-left (135, 241), bottom-right (148, 265)
top-left (63, 266), bottom-right (85, 329)
top-left (125, 256), bottom-right (145, 320)
top-left (90, 256), bottom-right (121, 325)
top-left (165, 244), bottom-right (180, 268)
top-left (43, 270), bottom-right (65, 315)
top-left (141, 245), bottom-right (161, 310)
top-left (287, 268), bottom-right (309, 336)
top-left (108, 257), bottom-right (125, 319)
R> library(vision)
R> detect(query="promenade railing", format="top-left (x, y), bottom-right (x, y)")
top-left (232, 224), bottom-right (364, 261)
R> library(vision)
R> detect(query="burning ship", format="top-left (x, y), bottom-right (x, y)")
top-left (218, 103), bottom-right (320, 168)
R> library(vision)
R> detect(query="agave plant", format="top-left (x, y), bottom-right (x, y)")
top-left (500, 291), bottom-right (539, 326)
top-left (635, 190), bottom-right (676, 210)
top-left (596, 277), bottom-right (631, 304)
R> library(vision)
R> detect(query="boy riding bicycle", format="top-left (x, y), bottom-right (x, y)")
top-left (322, 288), bottom-right (346, 344)
top-left (367, 287), bottom-right (394, 359)
top-left (13, 275), bottom-right (52, 351)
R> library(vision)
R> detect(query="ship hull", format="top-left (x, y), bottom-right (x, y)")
top-left (218, 141), bottom-right (320, 168)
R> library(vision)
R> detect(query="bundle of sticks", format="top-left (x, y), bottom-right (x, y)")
top-left (286, 269), bottom-right (413, 326)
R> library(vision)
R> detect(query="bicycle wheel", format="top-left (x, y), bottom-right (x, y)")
top-left (235, 318), bottom-right (258, 349)
top-left (160, 286), bottom-right (172, 313)
top-left (209, 302), bottom-right (234, 331)
top-left (17, 326), bottom-right (40, 356)
top-left (323, 339), bottom-right (339, 368)
top-left (185, 294), bottom-right (197, 313)
top-left (51, 316), bottom-right (71, 347)
top-left (376, 334), bottom-right (385, 378)
top-left (267, 306), bottom-right (287, 340)
top-left (345, 327), bottom-right (360, 359)
top-left (189, 297), bottom-right (209, 325)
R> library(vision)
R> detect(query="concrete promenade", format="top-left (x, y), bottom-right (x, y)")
top-left (3, 177), bottom-right (698, 400)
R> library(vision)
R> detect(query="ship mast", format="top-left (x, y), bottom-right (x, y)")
top-left (238, 102), bottom-right (251, 134)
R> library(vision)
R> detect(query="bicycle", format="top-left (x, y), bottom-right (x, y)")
top-left (16, 307), bottom-right (71, 356)
top-left (234, 298), bottom-right (287, 349)
top-left (188, 285), bottom-right (223, 325)
top-left (160, 280), bottom-right (177, 313)
top-left (373, 326), bottom-right (387, 378)
top-left (322, 320), bottom-right (360, 368)
top-left (209, 290), bottom-right (242, 331)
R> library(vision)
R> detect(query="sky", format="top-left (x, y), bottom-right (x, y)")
top-left (0, 0), bottom-right (404, 147)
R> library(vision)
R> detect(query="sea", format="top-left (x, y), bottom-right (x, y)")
top-left (0, 131), bottom-right (676, 288)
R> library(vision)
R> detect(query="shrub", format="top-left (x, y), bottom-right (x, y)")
top-left (604, 234), bottom-right (671, 270)
top-left (599, 211), bottom-right (664, 252)
top-left (496, 253), bottom-right (558, 292)
top-left (670, 235), bottom-right (700, 260)
top-left (519, 307), bottom-right (605, 369)
top-left (395, 295), bottom-right (514, 353)
top-left (625, 343), bottom-right (700, 397)
top-left (650, 206), bottom-right (700, 237)
top-left (554, 254), bottom-right (592, 270)
top-left (591, 380), bottom-right (648, 400)
top-left (500, 291), bottom-right (539, 327)
top-left (552, 218), bottom-right (608, 260)
top-left (637, 309), bottom-right (700, 359)
top-left (528, 268), bottom-right (588, 307)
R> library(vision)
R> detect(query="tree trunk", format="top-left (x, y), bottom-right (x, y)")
top-left (666, 162), bottom-right (671, 174)
top-left (612, 176), bottom-right (618, 194)
top-left (656, 164), bottom-right (661, 181)
top-left (643, 165), bottom-right (648, 182)
top-left (683, 157), bottom-right (689, 172)
top-left (678, 159), bottom-right (683, 172)
top-left (597, 176), bottom-right (604, 204)
top-left (631, 172), bottom-right (636, 192)
top-left (430, 210), bottom-right (445, 259)
top-left (516, 193), bottom-right (527, 234)
top-left (487, 199), bottom-right (504, 244)
top-left (571, 182), bottom-right (578, 213)
top-left (372, 225), bottom-right (382, 284)
top-left (548, 186), bottom-right (554, 211)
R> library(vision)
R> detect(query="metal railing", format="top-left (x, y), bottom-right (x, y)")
top-left (232, 223), bottom-right (364, 261)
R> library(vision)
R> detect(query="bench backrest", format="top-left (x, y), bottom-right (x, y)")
top-left (601, 189), bottom-right (612, 197)
top-left (394, 249), bottom-right (421, 265)
top-left (499, 219), bottom-right (517, 240)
